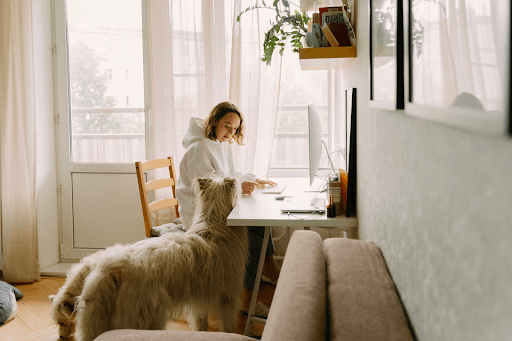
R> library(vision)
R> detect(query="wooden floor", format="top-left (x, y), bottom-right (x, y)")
top-left (0, 277), bottom-right (275, 340)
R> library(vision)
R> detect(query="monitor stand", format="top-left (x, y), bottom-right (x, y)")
top-left (305, 177), bottom-right (328, 193)
top-left (307, 140), bottom-right (339, 193)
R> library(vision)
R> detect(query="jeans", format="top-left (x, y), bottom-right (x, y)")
top-left (244, 226), bottom-right (275, 290)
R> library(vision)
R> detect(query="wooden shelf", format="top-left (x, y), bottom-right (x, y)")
top-left (298, 46), bottom-right (357, 70)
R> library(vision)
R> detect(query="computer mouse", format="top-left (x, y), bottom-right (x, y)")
top-left (274, 195), bottom-right (292, 200)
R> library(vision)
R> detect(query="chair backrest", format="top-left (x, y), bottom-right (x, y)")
top-left (135, 157), bottom-right (179, 237)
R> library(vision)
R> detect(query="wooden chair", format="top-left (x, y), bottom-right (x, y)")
top-left (135, 157), bottom-right (180, 237)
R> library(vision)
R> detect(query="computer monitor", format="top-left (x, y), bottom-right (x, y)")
top-left (308, 104), bottom-right (337, 186)
top-left (308, 104), bottom-right (323, 186)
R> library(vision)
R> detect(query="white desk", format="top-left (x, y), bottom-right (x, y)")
top-left (226, 177), bottom-right (357, 336)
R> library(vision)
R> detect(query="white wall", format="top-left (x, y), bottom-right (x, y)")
top-left (344, 1), bottom-right (512, 340)
top-left (33, 0), bottom-right (60, 269)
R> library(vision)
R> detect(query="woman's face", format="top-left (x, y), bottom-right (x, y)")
top-left (215, 112), bottom-right (240, 142)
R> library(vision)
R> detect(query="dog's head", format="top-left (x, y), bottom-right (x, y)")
top-left (192, 176), bottom-right (241, 220)
top-left (50, 294), bottom-right (77, 339)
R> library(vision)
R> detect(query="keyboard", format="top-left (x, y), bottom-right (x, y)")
top-left (262, 184), bottom-right (287, 194)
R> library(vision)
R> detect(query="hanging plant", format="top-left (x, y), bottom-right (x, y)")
top-left (237, 0), bottom-right (310, 65)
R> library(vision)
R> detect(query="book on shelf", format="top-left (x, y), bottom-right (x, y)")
top-left (321, 24), bottom-right (340, 47)
top-left (318, 6), bottom-right (343, 25)
top-left (318, 5), bottom-right (356, 47)
top-left (341, 5), bottom-right (356, 46)
top-left (323, 21), bottom-right (350, 47)
top-left (318, 6), bottom-right (351, 26)
top-left (322, 9), bottom-right (350, 47)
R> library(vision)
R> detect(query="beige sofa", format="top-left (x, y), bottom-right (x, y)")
top-left (95, 230), bottom-right (415, 341)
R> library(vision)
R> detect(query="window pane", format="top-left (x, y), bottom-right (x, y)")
top-left (272, 46), bottom-right (328, 169)
top-left (67, 0), bottom-right (145, 162)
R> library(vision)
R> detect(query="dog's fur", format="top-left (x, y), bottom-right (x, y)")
top-left (51, 176), bottom-right (247, 341)
top-left (50, 251), bottom-right (104, 340)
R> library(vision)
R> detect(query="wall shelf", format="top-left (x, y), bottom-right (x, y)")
top-left (298, 46), bottom-right (356, 70)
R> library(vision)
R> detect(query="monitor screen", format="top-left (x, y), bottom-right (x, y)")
top-left (308, 104), bottom-right (323, 186)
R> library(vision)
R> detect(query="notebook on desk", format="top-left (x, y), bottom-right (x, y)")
top-left (280, 197), bottom-right (326, 214)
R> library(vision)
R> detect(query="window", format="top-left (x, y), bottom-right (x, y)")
top-left (142, 0), bottom-right (346, 176)
top-left (270, 45), bottom-right (343, 176)
top-left (66, 0), bottom-right (146, 163)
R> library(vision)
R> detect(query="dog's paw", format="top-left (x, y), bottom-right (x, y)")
top-left (152, 223), bottom-right (186, 237)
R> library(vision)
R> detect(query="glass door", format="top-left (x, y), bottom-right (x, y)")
top-left (53, 0), bottom-right (152, 260)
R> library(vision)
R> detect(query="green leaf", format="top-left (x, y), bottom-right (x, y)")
top-left (238, 1), bottom-right (308, 65)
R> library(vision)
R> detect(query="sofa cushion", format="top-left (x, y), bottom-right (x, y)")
top-left (94, 330), bottom-right (255, 341)
top-left (262, 230), bottom-right (326, 341)
top-left (323, 238), bottom-right (413, 341)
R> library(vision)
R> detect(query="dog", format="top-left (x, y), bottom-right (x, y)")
top-left (52, 176), bottom-right (247, 341)
top-left (50, 250), bottom-right (105, 340)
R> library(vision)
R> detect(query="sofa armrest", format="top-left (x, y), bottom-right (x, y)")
top-left (262, 230), bottom-right (326, 341)
top-left (94, 330), bottom-right (255, 341)
top-left (324, 238), bottom-right (414, 341)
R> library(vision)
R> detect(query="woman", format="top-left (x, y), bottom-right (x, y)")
top-left (176, 102), bottom-right (280, 318)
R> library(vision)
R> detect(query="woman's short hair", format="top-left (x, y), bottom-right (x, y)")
top-left (204, 102), bottom-right (244, 145)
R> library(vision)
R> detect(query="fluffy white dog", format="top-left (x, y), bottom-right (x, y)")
top-left (51, 176), bottom-right (248, 341)
top-left (50, 250), bottom-right (103, 339)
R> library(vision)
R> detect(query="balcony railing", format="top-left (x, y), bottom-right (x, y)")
top-left (70, 105), bottom-right (329, 166)
top-left (72, 133), bottom-right (146, 163)
top-left (72, 132), bottom-right (324, 166)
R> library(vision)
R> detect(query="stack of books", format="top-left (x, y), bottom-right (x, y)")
top-left (311, 1), bottom-right (357, 48)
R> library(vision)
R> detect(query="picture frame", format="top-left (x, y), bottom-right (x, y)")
top-left (406, 0), bottom-right (511, 137)
top-left (369, 0), bottom-right (404, 110)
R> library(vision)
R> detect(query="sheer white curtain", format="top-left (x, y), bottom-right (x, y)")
top-left (0, 0), bottom-right (40, 283)
top-left (228, 2), bottom-right (283, 177)
top-left (148, 0), bottom-right (282, 178)
top-left (411, 0), bottom-right (505, 111)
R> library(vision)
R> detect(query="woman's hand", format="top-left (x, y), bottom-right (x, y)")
top-left (242, 181), bottom-right (259, 195)
top-left (255, 179), bottom-right (278, 188)
top-left (242, 179), bottom-right (278, 195)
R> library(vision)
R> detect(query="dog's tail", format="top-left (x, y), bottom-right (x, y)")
top-left (76, 262), bottom-right (122, 341)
